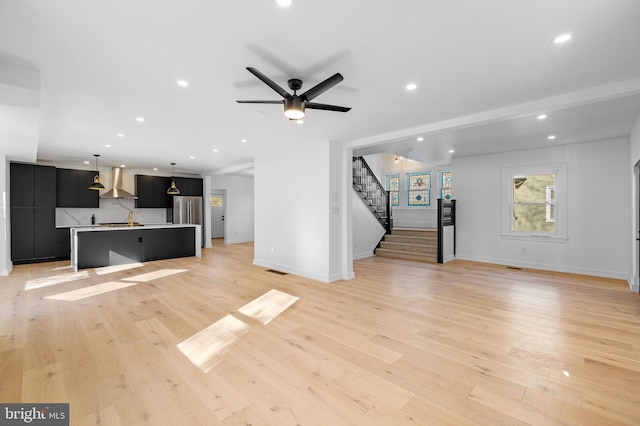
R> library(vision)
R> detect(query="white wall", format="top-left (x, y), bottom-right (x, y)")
top-left (208, 174), bottom-right (254, 244)
top-left (362, 153), bottom-right (449, 228)
top-left (629, 112), bottom-right (640, 290)
top-left (254, 138), bottom-right (332, 282)
top-left (454, 138), bottom-right (630, 279)
top-left (352, 188), bottom-right (386, 259)
top-left (0, 60), bottom-right (40, 275)
top-left (0, 157), bottom-right (10, 275)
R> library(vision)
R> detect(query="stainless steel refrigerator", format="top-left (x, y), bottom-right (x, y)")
top-left (172, 196), bottom-right (204, 246)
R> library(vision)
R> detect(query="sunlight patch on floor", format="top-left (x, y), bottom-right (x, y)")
top-left (177, 315), bottom-right (249, 373)
top-left (25, 271), bottom-right (91, 291)
top-left (121, 269), bottom-right (187, 282)
top-left (237, 289), bottom-right (300, 324)
top-left (48, 265), bottom-right (73, 272)
top-left (94, 262), bottom-right (145, 275)
top-left (44, 281), bottom-right (139, 301)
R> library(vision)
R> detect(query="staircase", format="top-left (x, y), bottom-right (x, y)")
top-left (352, 157), bottom-right (391, 233)
top-left (375, 228), bottom-right (438, 263)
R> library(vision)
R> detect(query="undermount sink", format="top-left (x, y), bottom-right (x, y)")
top-left (99, 222), bottom-right (143, 227)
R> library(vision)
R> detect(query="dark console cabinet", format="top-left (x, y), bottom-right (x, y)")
top-left (76, 227), bottom-right (195, 269)
top-left (56, 168), bottom-right (100, 208)
top-left (10, 163), bottom-right (56, 263)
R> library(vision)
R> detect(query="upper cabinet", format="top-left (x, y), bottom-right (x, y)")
top-left (10, 163), bottom-right (56, 208)
top-left (56, 168), bottom-right (100, 208)
top-left (135, 175), bottom-right (171, 208)
top-left (135, 175), bottom-right (203, 207)
top-left (172, 177), bottom-right (203, 196)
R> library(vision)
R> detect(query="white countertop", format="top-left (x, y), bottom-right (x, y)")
top-left (70, 223), bottom-right (199, 232)
top-left (57, 223), bottom-right (175, 229)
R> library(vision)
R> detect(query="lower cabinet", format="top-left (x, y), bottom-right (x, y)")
top-left (76, 227), bottom-right (195, 269)
top-left (11, 207), bottom-right (56, 263)
top-left (55, 228), bottom-right (72, 260)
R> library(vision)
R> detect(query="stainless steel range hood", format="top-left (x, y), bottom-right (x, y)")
top-left (100, 167), bottom-right (138, 199)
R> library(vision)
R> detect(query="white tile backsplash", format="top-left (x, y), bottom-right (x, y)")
top-left (56, 198), bottom-right (169, 227)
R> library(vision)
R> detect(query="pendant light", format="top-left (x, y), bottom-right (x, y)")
top-left (88, 154), bottom-right (105, 190)
top-left (167, 162), bottom-right (180, 195)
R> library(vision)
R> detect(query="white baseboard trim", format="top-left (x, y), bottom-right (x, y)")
top-left (0, 262), bottom-right (12, 276)
top-left (456, 254), bottom-right (629, 282)
top-left (353, 251), bottom-right (375, 260)
top-left (443, 255), bottom-right (455, 263)
top-left (224, 238), bottom-right (254, 244)
top-left (253, 258), bottom-right (332, 283)
top-left (628, 274), bottom-right (639, 292)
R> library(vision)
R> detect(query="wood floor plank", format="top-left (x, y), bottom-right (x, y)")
top-left (1, 244), bottom-right (640, 424)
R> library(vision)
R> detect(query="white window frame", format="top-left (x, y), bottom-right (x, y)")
top-left (545, 186), bottom-right (555, 223)
top-left (501, 163), bottom-right (568, 242)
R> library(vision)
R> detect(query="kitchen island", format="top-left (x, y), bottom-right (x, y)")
top-left (70, 224), bottom-right (201, 271)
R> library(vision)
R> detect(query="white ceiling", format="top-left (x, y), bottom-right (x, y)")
top-left (1, 0), bottom-right (640, 175)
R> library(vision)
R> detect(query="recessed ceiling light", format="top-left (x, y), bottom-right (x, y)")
top-left (417, 137), bottom-right (424, 141)
top-left (117, 133), bottom-right (125, 137)
top-left (406, 83), bottom-right (417, 91)
top-left (84, 161), bottom-right (90, 164)
top-left (277, 0), bottom-right (292, 7)
top-left (241, 139), bottom-right (248, 143)
top-left (120, 165), bottom-right (126, 168)
top-left (212, 149), bottom-right (219, 153)
top-left (449, 149), bottom-right (455, 154)
top-left (105, 144), bottom-right (111, 148)
top-left (153, 168), bottom-right (158, 171)
top-left (547, 135), bottom-right (556, 140)
top-left (136, 117), bottom-right (145, 122)
top-left (537, 114), bottom-right (547, 120)
top-left (553, 33), bottom-right (572, 44)
top-left (177, 80), bottom-right (189, 87)
top-left (189, 156), bottom-right (195, 159)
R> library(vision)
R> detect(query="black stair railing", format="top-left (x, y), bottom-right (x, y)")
top-left (352, 156), bottom-right (392, 233)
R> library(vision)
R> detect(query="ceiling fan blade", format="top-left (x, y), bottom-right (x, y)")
top-left (246, 67), bottom-right (290, 98)
top-left (300, 73), bottom-right (344, 102)
top-left (305, 102), bottom-right (351, 112)
top-left (236, 100), bottom-right (284, 104)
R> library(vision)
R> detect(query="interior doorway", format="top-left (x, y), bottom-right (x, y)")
top-left (210, 192), bottom-right (225, 240)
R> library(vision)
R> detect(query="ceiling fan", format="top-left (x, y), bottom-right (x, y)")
top-left (236, 67), bottom-right (351, 120)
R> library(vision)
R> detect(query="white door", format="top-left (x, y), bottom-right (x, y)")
top-left (210, 193), bottom-right (225, 239)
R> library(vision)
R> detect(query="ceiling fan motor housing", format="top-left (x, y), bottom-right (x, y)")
top-left (288, 78), bottom-right (303, 92)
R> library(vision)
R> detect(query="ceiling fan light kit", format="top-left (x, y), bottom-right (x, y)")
top-left (237, 67), bottom-right (351, 119)
top-left (284, 97), bottom-right (305, 119)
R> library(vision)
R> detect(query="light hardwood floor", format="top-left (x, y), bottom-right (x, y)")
top-left (1, 242), bottom-right (640, 425)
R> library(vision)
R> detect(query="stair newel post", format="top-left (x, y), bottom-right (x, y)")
top-left (385, 190), bottom-right (392, 234)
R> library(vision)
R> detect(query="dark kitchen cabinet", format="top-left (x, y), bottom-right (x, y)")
top-left (55, 227), bottom-right (71, 260)
top-left (11, 163), bottom-right (56, 208)
top-left (172, 177), bottom-right (203, 196)
top-left (77, 229), bottom-right (144, 269)
top-left (76, 227), bottom-right (195, 269)
top-left (135, 175), bottom-right (171, 208)
top-left (56, 168), bottom-right (100, 208)
top-left (10, 163), bottom-right (56, 263)
top-left (143, 227), bottom-right (195, 261)
top-left (12, 207), bottom-right (56, 263)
